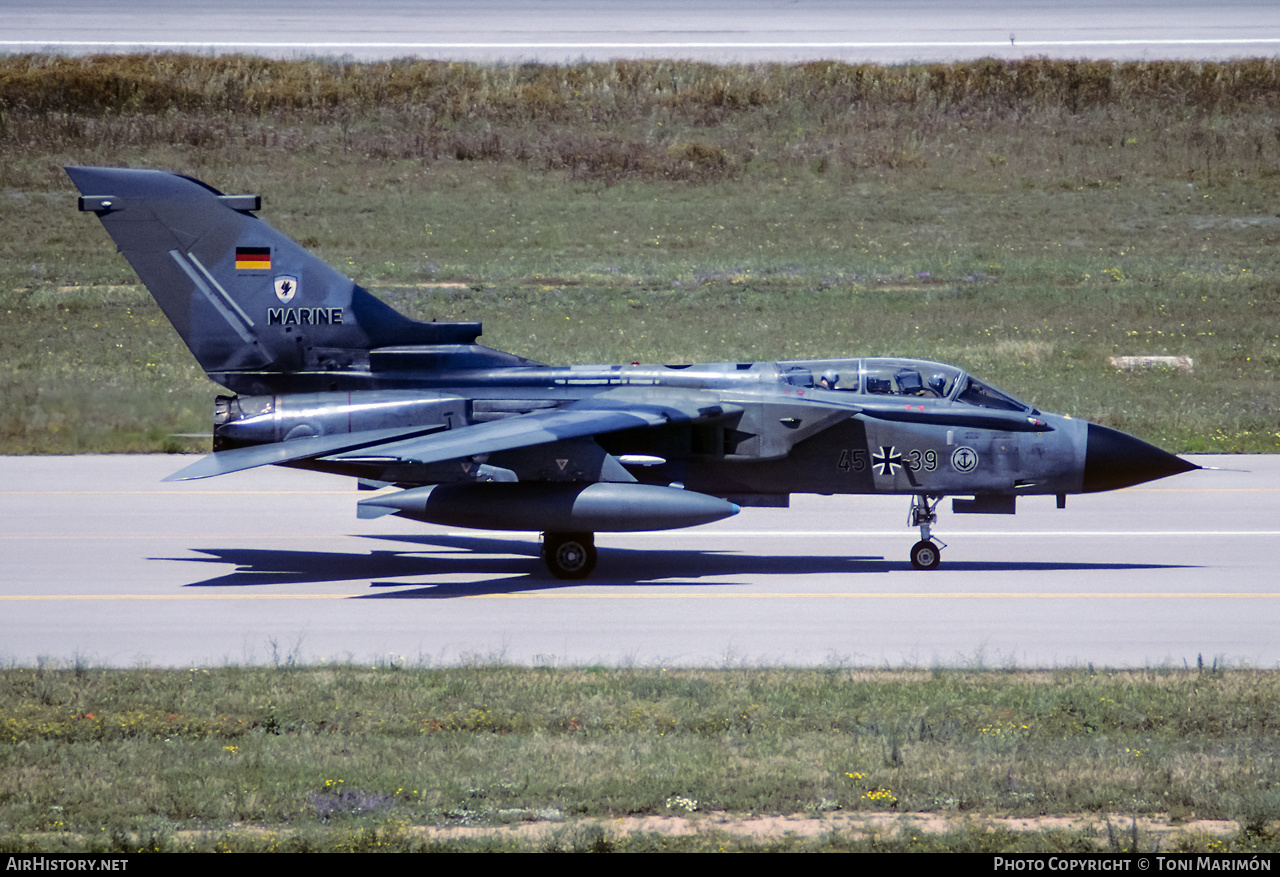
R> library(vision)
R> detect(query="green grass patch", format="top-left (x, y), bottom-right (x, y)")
top-left (2, 55), bottom-right (1279, 452)
top-left (2, 665), bottom-right (1279, 852)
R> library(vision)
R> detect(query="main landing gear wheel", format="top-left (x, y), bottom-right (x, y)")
top-left (543, 532), bottom-right (597, 580)
top-left (910, 539), bottom-right (942, 571)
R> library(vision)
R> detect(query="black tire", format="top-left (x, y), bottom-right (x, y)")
top-left (910, 540), bottom-right (941, 570)
top-left (543, 532), bottom-right (597, 579)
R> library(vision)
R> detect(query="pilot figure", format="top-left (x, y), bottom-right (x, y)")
top-left (817, 370), bottom-right (839, 390)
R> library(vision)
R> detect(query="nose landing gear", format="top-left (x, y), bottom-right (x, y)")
top-left (908, 495), bottom-right (945, 570)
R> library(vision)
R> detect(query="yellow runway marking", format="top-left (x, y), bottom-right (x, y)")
top-left (1, 594), bottom-right (351, 601)
top-left (0, 534), bottom-right (358, 540)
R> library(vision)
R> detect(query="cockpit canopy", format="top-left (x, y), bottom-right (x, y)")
top-left (781, 357), bottom-right (1032, 413)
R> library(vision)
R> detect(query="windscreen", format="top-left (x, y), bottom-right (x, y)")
top-left (954, 376), bottom-right (1029, 411)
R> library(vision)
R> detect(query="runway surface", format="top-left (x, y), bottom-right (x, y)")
top-left (3, 0), bottom-right (1279, 63)
top-left (1, 454), bottom-right (1274, 668)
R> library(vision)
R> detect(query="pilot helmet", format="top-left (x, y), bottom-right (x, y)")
top-left (820, 370), bottom-right (839, 388)
top-left (928, 372), bottom-right (949, 395)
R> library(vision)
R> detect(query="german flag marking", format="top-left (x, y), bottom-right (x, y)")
top-left (235, 246), bottom-right (271, 270)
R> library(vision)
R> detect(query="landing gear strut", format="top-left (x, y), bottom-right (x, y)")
top-left (542, 531), bottom-right (597, 579)
top-left (908, 495), bottom-right (945, 570)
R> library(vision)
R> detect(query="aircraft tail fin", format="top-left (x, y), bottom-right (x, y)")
top-left (66, 166), bottom-right (487, 392)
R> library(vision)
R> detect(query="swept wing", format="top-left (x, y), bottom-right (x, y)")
top-left (168, 391), bottom-right (738, 480)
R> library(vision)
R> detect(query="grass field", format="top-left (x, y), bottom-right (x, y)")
top-left (1, 55), bottom-right (1278, 453)
top-left (2, 664), bottom-right (1278, 852)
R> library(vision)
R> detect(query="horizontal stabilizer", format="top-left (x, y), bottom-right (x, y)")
top-left (164, 424), bottom-right (445, 481)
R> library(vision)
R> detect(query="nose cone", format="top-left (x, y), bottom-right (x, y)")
top-left (1082, 423), bottom-right (1199, 493)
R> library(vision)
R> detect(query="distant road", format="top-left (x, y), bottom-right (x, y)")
top-left (2, 454), bottom-right (1276, 668)
top-left (4, 0), bottom-right (1279, 63)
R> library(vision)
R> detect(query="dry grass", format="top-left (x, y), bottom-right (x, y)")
top-left (3, 665), bottom-right (1279, 852)
top-left (1, 55), bottom-right (1278, 453)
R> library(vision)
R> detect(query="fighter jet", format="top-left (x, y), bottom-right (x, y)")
top-left (67, 166), bottom-right (1198, 578)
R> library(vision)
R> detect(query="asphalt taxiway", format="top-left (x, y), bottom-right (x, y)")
top-left (1, 454), bottom-right (1274, 668)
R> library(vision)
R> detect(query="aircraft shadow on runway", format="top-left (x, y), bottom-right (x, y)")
top-left (158, 533), bottom-right (1194, 598)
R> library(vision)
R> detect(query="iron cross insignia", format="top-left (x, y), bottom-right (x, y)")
top-left (872, 446), bottom-right (904, 476)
